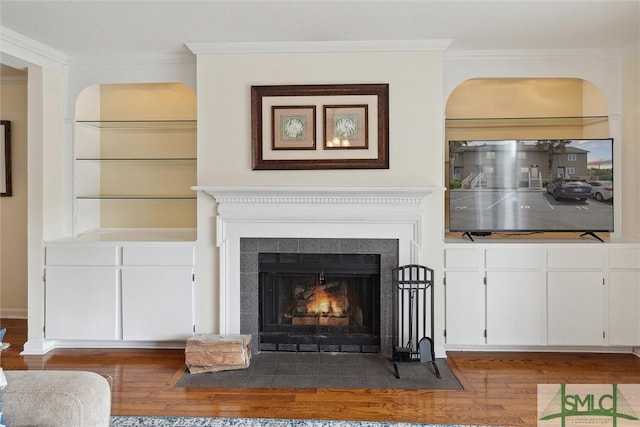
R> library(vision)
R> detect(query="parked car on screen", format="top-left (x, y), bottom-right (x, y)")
top-left (546, 178), bottom-right (592, 201)
top-left (588, 180), bottom-right (613, 201)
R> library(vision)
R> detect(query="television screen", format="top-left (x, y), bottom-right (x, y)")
top-left (448, 138), bottom-right (614, 235)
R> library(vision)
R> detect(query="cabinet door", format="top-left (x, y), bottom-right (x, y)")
top-left (45, 267), bottom-right (118, 340)
top-left (609, 270), bottom-right (640, 346)
top-left (486, 271), bottom-right (546, 345)
top-left (445, 271), bottom-right (485, 345)
top-left (122, 267), bottom-right (194, 340)
top-left (547, 271), bottom-right (605, 345)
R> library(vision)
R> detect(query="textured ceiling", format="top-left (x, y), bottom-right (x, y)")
top-left (1, 0), bottom-right (639, 57)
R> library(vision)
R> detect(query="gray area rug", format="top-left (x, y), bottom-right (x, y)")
top-left (175, 353), bottom-right (462, 390)
top-left (111, 417), bottom-right (489, 426)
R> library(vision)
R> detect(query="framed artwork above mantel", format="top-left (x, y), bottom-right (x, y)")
top-left (251, 83), bottom-right (389, 170)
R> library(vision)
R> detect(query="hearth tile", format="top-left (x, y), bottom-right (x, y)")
top-left (317, 376), bottom-right (342, 388)
top-left (295, 353), bottom-right (321, 363)
top-left (317, 239), bottom-right (341, 253)
top-left (251, 362), bottom-right (276, 375)
top-left (240, 252), bottom-right (258, 273)
top-left (341, 376), bottom-right (368, 388)
top-left (246, 375), bottom-right (273, 387)
top-left (256, 352), bottom-right (279, 359)
top-left (365, 375), bottom-right (392, 389)
top-left (240, 272), bottom-right (258, 293)
top-left (294, 375), bottom-right (319, 388)
top-left (273, 353), bottom-right (299, 363)
top-left (215, 376), bottom-right (250, 387)
top-left (296, 363), bottom-right (320, 375)
top-left (270, 375), bottom-right (296, 388)
top-left (258, 238), bottom-right (278, 252)
top-left (278, 238), bottom-right (299, 252)
top-left (361, 239), bottom-right (398, 255)
top-left (299, 239), bottom-right (320, 253)
top-left (338, 239), bottom-right (359, 253)
top-left (240, 238), bottom-right (258, 253)
top-left (364, 364), bottom-right (392, 376)
top-left (339, 365), bottom-right (366, 376)
top-left (274, 363), bottom-right (296, 375)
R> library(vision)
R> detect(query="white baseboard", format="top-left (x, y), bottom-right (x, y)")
top-left (0, 308), bottom-right (28, 319)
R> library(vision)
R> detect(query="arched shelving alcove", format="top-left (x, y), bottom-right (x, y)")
top-left (74, 82), bottom-right (197, 238)
top-left (444, 77), bottom-right (611, 238)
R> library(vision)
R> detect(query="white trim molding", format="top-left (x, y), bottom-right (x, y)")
top-left (0, 26), bottom-right (67, 70)
top-left (186, 40), bottom-right (452, 55)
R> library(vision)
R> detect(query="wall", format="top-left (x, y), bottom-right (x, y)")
top-left (0, 70), bottom-right (28, 318)
top-left (195, 50), bottom-right (445, 333)
top-left (621, 51), bottom-right (640, 239)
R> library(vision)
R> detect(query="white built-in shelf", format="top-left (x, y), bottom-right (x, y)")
top-left (445, 116), bottom-right (608, 129)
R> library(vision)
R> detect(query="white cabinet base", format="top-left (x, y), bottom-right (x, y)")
top-left (45, 267), bottom-right (119, 340)
top-left (122, 267), bottom-right (194, 341)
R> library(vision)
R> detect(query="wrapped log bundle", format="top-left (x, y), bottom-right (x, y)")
top-left (185, 334), bottom-right (252, 374)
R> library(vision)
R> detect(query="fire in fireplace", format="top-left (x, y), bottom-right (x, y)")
top-left (259, 253), bottom-right (381, 352)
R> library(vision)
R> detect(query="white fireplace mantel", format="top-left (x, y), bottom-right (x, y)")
top-left (193, 186), bottom-right (443, 333)
top-left (193, 186), bottom-right (439, 204)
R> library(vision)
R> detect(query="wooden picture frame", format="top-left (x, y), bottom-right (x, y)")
top-left (251, 84), bottom-right (389, 170)
top-left (324, 105), bottom-right (368, 149)
top-left (272, 106), bottom-right (316, 150)
top-left (1, 120), bottom-right (11, 197)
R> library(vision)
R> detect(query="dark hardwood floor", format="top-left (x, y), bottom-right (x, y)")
top-left (2, 318), bottom-right (639, 426)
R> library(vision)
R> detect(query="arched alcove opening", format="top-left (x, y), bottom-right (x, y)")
top-left (74, 83), bottom-right (197, 236)
top-left (444, 78), bottom-right (612, 238)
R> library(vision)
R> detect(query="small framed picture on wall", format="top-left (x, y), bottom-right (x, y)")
top-left (1, 120), bottom-right (11, 197)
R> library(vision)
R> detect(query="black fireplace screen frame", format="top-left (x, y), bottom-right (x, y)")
top-left (258, 252), bottom-right (381, 352)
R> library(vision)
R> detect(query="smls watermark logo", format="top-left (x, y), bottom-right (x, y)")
top-left (538, 384), bottom-right (640, 426)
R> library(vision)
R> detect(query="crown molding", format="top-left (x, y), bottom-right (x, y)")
top-left (444, 48), bottom-right (622, 62)
top-left (186, 39), bottom-right (453, 55)
top-left (66, 52), bottom-right (196, 66)
top-left (0, 26), bottom-right (67, 70)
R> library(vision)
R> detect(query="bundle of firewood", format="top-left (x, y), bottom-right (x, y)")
top-left (185, 334), bottom-right (252, 374)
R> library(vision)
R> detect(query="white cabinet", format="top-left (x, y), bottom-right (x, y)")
top-left (608, 247), bottom-right (640, 346)
top-left (486, 270), bottom-right (546, 345)
top-left (120, 244), bottom-right (194, 341)
top-left (45, 245), bottom-right (119, 340)
top-left (45, 241), bottom-right (195, 345)
top-left (122, 267), bottom-right (193, 340)
top-left (546, 247), bottom-right (606, 346)
top-left (547, 271), bottom-right (605, 345)
top-left (45, 267), bottom-right (119, 340)
top-left (445, 243), bottom-right (639, 350)
top-left (609, 270), bottom-right (640, 345)
top-left (445, 247), bottom-right (546, 346)
top-left (445, 271), bottom-right (485, 345)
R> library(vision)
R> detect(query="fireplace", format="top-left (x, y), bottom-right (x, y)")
top-left (258, 252), bottom-right (381, 352)
top-left (240, 237), bottom-right (397, 356)
top-left (193, 186), bottom-right (439, 358)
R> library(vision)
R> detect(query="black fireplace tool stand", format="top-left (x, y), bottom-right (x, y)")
top-left (391, 264), bottom-right (440, 379)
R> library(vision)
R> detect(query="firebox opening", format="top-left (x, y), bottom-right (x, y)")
top-left (259, 253), bottom-right (381, 353)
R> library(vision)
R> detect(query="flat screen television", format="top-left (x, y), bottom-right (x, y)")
top-left (448, 138), bottom-right (614, 239)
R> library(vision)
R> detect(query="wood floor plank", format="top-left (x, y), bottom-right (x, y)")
top-left (1, 318), bottom-right (640, 426)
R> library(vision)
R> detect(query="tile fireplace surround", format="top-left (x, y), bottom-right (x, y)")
top-left (195, 186), bottom-right (439, 356)
top-left (240, 237), bottom-right (397, 355)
